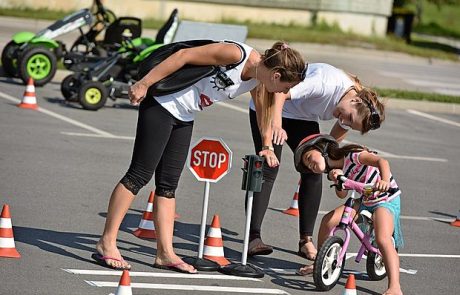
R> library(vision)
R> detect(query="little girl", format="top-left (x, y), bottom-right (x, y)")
top-left (293, 134), bottom-right (403, 295)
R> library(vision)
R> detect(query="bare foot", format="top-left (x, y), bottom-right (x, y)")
top-left (95, 240), bottom-right (131, 270)
top-left (155, 255), bottom-right (197, 274)
top-left (296, 264), bottom-right (314, 276)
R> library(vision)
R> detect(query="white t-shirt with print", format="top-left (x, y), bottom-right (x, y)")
top-left (154, 41), bottom-right (258, 122)
top-left (249, 63), bottom-right (353, 122)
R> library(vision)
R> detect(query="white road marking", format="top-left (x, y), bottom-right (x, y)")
top-left (407, 109), bottom-right (460, 128)
top-left (0, 91), bottom-right (116, 137)
top-left (60, 132), bottom-right (134, 140)
top-left (62, 269), bottom-right (260, 281)
top-left (377, 70), bottom-right (460, 84)
top-left (85, 281), bottom-right (289, 294)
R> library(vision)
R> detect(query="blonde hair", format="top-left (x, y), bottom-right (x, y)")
top-left (256, 41), bottom-right (306, 134)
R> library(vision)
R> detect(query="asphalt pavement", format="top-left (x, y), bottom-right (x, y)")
top-left (1, 15), bottom-right (460, 295)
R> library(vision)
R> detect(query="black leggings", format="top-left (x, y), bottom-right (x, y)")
top-left (120, 98), bottom-right (194, 197)
top-left (249, 109), bottom-right (322, 238)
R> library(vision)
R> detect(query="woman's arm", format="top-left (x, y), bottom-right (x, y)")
top-left (129, 42), bottom-right (243, 105)
top-left (271, 92), bottom-right (290, 145)
top-left (329, 121), bottom-right (348, 143)
top-left (358, 151), bottom-right (391, 192)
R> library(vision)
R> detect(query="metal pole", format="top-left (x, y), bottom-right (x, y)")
top-left (198, 181), bottom-right (210, 259)
top-left (241, 190), bottom-right (253, 265)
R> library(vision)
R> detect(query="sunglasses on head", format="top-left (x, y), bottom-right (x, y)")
top-left (299, 64), bottom-right (308, 80)
top-left (363, 99), bottom-right (380, 130)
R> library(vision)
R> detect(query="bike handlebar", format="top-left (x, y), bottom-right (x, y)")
top-left (333, 175), bottom-right (397, 196)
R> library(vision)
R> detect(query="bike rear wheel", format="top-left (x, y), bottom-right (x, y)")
top-left (313, 236), bottom-right (346, 291)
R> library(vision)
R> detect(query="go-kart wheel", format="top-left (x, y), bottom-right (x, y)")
top-left (79, 81), bottom-right (108, 111)
top-left (18, 46), bottom-right (57, 86)
top-left (61, 74), bottom-right (80, 102)
top-left (313, 236), bottom-right (346, 291)
top-left (1, 40), bottom-right (20, 77)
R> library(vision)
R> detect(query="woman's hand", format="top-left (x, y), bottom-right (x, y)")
top-left (272, 125), bottom-right (287, 145)
top-left (129, 80), bottom-right (149, 106)
top-left (375, 180), bottom-right (390, 192)
top-left (259, 149), bottom-right (279, 168)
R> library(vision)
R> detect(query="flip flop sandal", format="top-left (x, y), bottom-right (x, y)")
top-left (91, 252), bottom-right (131, 270)
top-left (153, 261), bottom-right (198, 274)
top-left (298, 237), bottom-right (317, 261)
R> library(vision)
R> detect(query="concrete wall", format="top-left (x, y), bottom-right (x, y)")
top-left (0, 0), bottom-right (394, 36)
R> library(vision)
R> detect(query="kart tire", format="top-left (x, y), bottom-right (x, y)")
top-left (79, 81), bottom-right (108, 111)
top-left (313, 236), bottom-right (346, 291)
top-left (18, 46), bottom-right (57, 87)
top-left (61, 74), bottom-right (80, 102)
top-left (1, 40), bottom-right (20, 77)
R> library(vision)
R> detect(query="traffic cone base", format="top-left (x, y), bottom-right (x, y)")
top-left (0, 204), bottom-right (21, 258)
top-left (203, 215), bottom-right (230, 266)
top-left (18, 78), bottom-right (38, 109)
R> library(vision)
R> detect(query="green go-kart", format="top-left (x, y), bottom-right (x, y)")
top-left (0, 0), bottom-right (123, 86)
top-left (1, 9), bottom-right (93, 86)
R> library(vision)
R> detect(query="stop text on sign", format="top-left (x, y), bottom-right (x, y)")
top-left (192, 151), bottom-right (227, 169)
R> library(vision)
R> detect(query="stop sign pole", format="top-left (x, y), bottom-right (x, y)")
top-left (184, 137), bottom-right (232, 271)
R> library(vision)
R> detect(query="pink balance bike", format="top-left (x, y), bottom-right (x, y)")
top-left (313, 175), bottom-right (398, 291)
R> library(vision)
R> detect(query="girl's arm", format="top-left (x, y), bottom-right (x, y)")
top-left (357, 151), bottom-right (391, 192)
top-left (129, 42), bottom-right (243, 105)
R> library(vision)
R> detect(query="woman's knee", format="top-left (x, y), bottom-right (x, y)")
top-left (120, 168), bottom-right (154, 195)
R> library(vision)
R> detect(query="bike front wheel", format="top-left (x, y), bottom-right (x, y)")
top-left (313, 236), bottom-right (346, 291)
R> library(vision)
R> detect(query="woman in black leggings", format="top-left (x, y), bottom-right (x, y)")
top-left (93, 41), bottom-right (306, 273)
top-left (247, 63), bottom-right (386, 269)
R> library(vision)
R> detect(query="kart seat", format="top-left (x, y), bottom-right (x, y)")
top-left (155, 8), bottom-right (179, 44)
top-left (104, 17), bottom-right (142, 46)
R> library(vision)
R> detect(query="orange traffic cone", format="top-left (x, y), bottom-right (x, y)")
top-left (451, 210), bottom-right (460, 227)
top-left (283, 180), bottom-right (300, 216)
top-left (113, 270), bottom-right (132, 295)
top-left (342, 274), bottom-right (357, 295)
top-left (0, 204), bottom-right (21, 258)
top-left (133, 191), bottom-right (156, 239)
top-left (18, 77), bottom-right (38, 109)
top-left (203, 215), bottom-right (230, 266)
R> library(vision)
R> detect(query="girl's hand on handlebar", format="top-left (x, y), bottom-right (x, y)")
top-left (259, 149), bottom-right (279, 168)
top-left (328, 169), bottom-right (344, 182)
top-left (375, 180), bottom-right (390, 192)
top-left (129, 81), bottom-right (148, 106)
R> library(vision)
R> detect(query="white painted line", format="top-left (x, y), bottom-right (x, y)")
top-left (62, 269), bottom-right (260, 281)
top-left (0, 91), bottom-right (116, 137)
top-left (377, 70), bottom-right (460, 84)
top-left (407, 109), bottom-right (460, 128)
top-left (85, 281), bottom-right (289, 294)
top-left (60, 132), bottom-right (134, 140)
top-left (406, 79), bottom-right (460, 89)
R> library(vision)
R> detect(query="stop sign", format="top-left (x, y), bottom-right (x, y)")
top-left (188, 137), bottom-right (232, 183)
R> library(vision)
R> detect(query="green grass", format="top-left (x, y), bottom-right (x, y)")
top-left (376, 87), bottom-right (460, 104)
top-left (411, 0), bottom-right (460, 38)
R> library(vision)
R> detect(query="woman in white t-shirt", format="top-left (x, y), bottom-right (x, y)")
top-left (247, 63), bottom-right (385, 263)
top-left (92, 41), bottom-right (306, 273)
